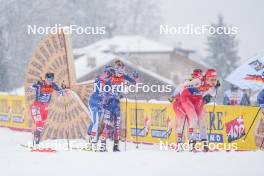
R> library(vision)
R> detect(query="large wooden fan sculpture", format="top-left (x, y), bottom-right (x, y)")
top-left (24, 30), bottom-right (93, 140)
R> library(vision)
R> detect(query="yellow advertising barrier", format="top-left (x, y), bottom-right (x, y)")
top-left (120, 100), bottom-right (264, 151)
top-left (1, 95), bottom-right (264, 151)
top-left (0, 95), bottom-right (31, 131)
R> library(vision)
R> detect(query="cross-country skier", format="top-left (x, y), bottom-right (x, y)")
top-left (257, 88), bottom-right (264, 114)
top-left (170, 69), bottom-right (204, 149)
top-left (29, 73), bottom-right (68, 145)
top-left (86, 65), bottom-right (115, 151)
top-left (171, 69), bottom-right (220, 151)
top-left (197, 69), bottom-right (220, 151)
top-left (180, 69), bottom-right (219, 151)
top-left (100, 60), bottom-right (137, 152)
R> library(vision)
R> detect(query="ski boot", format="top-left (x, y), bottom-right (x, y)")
top-left (99, 140), bottom-right (107, 152)
top-left (33, 130), bottom-right (41, 145)
top-left (83, 135), bottom-right (92, 150)
top-left (91, 142), bottom-right (98, 152)
top-left (113, 140), bottom-right (120, 152)
top-left (201, 139), bottom-right (209, 152)
top-left (176, 133), bottom-right (185, 152)
top-left (189, 140), bottom-right (197, 152)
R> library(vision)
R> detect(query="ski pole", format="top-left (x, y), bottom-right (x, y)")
top-left (156, 104), bottom-right (170, 117)
top-left (260, 135), bottom-right (264, 149)
top-left (32, 129), bottom-right (35, 147)
top-left (242, 107), bottom-right (261, 142)
top-left (135, 95), bottom-right (139, 149)
top-left (62, 81), bottom-right (70, 151)
top-left (125, 97), bottom-right (128, 152)
top-left (208, 87), bottom-right (218, 139)
top-left (64, 98), bottom-right (70, 151)
top-left (180, 114), bottom-right (187, 144)
top-left (163, 128), bottom-right (172, 138)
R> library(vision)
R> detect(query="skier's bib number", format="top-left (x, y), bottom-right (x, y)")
top-left (32, 107), bottom-right (41, 121)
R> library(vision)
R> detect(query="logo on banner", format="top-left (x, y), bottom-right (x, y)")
top-left (12, 116), bottom-right (24, 123)
top-left (249, 60), bottom-right (264, 71)
top-left (131, 128), bottom-right (146, 137)
top-left (0, 114), bottom-right (9, 122)
top-left (151, 129), bottom-right (169, 138)
top-left (208, 111), bottom-right (224, 142)
top-left (225, 116), bottom-right (246, 143)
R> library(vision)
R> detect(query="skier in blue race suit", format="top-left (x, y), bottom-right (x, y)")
top-left (100, 60), bottom-right (137, 152)
top-left (257, 89), bottom-right (264, 114)
top-left (87, 66), bottom-right (114, 149)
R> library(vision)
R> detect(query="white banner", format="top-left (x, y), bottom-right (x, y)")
top-left (226, 55), bottom-right (264, 91)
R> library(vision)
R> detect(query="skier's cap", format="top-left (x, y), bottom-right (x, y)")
top-left (114, 59), bottom-right (124, 68)
top-left (45, 72), bottom-right (54, 80)
top-left (205, 69), bottom-right (217, 78)
top-left (192, 69), bottom-right (203, 78)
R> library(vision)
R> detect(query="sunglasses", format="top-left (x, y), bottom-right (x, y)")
top-left (207, 78), bottom-right (217, 82)
top-left (46, 77), bottom-right (54, 81)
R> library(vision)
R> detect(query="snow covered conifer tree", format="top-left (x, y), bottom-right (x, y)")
top-left (205, 14), bottom-right (240, 78)
top-left (204, 14), bottom-right (241, 102)
top-left (0, 27), bottom-right (9, 92)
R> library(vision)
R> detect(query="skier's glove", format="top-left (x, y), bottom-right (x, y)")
top-left (132, 70), bottom-right (139, 83)
top-left (203, 94), bottom-right (212, 104)
top-left (168, 97), bottom-right (174, 103)
top-left (37, 80), bottom-right (42, 85)
top-left (216, 80), bottom-right (221, 88)
top-left (132, 70), bottom-right (139, 79)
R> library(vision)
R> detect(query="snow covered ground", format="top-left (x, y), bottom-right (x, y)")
top-left (0, 127), bottom-right (263, 176)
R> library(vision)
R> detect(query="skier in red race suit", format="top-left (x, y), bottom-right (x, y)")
top-left (29, 73), bottom-right (69, 145)
top-left (171, 69), bottom-right (204, 146)
top-left (172, 69), bottom-right (220, 151)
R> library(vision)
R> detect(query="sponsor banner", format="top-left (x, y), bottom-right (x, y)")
top-left (121, 100), bottom-right (264, 151)
top-left (0, 95), bottom-right (30, 130)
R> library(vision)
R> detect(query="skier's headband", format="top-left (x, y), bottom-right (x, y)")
top-left (205, 69), bottom-right (217, 78)
top-left (192, 69), bottom-right (203, 78)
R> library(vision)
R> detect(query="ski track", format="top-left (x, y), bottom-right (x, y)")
top-left (0, 127), bottom-right (263, 176)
